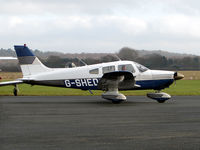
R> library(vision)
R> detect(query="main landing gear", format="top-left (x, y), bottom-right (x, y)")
top-left (147, 90), bottom-right (171, 103)
top-left (13, 84), bottom-right (18, 96)
top-left (102, 91), bottom-right (126, 104)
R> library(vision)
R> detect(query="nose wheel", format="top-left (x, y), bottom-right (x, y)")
top-left (13, 84), bottom-right (18, 96)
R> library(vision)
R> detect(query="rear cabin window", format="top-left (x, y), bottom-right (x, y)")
top-left (89, 68), bottom-right (99, 74)
top-left (102, 66), bottom-right (115, 74)
top-left (118, 64), bottom-right (135, 73)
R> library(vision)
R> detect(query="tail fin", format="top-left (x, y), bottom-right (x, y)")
top-left (14, 44), bottom-right (51, 77)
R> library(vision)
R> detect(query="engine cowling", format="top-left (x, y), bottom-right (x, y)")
top-left (147, 92), bottom-right (171, 101)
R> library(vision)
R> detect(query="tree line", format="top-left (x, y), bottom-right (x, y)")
top-left (0, 47), bottom-right (200, 72)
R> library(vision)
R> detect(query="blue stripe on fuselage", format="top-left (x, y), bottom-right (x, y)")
top-left (136, 79), bottom-right (174, 90)
top-left (63, 78), bottom-right (174, 90)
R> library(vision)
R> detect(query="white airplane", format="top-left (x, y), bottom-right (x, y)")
top-left (0, 44), bottom-right (184, 103)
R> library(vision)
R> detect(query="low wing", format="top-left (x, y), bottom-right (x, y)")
top-left (0, 80), bottom-right (23, 86)
top-left (98, 71), bottom-right (139, 91)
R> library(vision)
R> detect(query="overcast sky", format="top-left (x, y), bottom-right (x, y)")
top-left (0, 0), bottom-right (200, 55)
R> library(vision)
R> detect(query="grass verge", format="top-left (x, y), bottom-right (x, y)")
top-left (0, 80), bottom-right (199, 96)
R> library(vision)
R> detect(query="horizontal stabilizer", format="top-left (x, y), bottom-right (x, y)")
top-left (0, 80), bottom-right (23, 86)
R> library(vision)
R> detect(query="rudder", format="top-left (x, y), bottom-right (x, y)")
top-left (14, 44), bottom-right (51, 76)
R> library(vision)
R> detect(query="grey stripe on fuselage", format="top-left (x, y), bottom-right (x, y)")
top-left (24, 79), bottom-right (100, 90)
top-left (18, 56), bottom-right (36, 64)
top-left (24, 80), bottom-right (66, 87)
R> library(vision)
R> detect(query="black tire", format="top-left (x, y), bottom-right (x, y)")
top-left (157, 100), bottom-right (166, 103)
top-left (13, 89), bottom-right (18, 96)
top-left (112, 100), bottom-right (123, 104)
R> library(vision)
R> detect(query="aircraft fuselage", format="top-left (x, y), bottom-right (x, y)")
top-left (22, 61), bottom-right (175, 91)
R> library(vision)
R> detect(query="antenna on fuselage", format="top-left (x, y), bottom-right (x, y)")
top-left (77, 58), bottom-right (88, 66)
top-left (114, 54), bottom-right (121, 61)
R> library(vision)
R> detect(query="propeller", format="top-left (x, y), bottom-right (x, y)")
top-left (174, 72), bottom-right (184, 80)
top-left (174, 72), bottom-right (184, 86)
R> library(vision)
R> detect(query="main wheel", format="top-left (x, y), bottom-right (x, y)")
top-left (157, 100), bottom-right (166, 103)
top-left (13, 87), bottom-right (18, 96)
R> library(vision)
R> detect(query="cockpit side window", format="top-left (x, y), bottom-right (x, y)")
top-left (89, 68), bottom-right (99, 74)
top-left (118, 64), bottom-right (135, 73)
top-left (102, 66), bottom-right (115, 74)
top-left (135, 63), bottom-right (148, 72)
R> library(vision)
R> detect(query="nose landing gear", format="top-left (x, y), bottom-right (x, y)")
top-left (147, 91), bottom-right (171, 103)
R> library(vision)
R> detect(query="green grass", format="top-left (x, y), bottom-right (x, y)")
top-left (0, 80), bottom-right (199, 96)
top-left (162, 80), bottom-right (200, 96)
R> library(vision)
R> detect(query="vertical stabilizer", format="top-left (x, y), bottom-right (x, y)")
top-left (14, 44), bottom-right (51, 76)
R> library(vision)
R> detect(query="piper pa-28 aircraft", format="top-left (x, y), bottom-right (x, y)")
top-left (0, 45), bottom-right (184, 103)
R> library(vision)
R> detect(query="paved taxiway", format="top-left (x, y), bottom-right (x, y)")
top-left (0, 96), bottom-right (200, 150)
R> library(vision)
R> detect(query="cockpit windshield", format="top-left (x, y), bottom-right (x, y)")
top-left (135, 62), bottom-right (149, 73)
